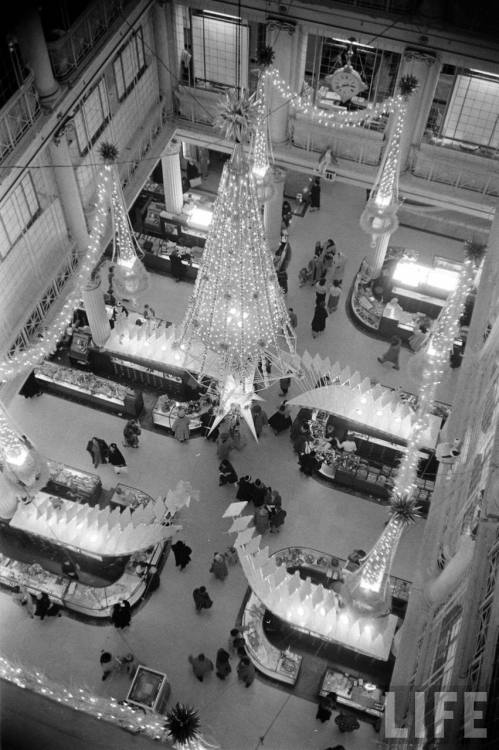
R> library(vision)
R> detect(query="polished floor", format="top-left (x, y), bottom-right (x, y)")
top-left (1, 180), bottom-right (464, 749)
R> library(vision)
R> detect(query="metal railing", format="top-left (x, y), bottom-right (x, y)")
top-left (0, 75), bottom-right (41, 163)
top-left (47, 0), bottom-right (123, 80)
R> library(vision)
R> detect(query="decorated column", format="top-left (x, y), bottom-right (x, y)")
top-left (49, 133), bottom-right (90, 253)
top-left (153, 0), bottom-right (175, 112)
top-left (266, 21), bottom-right (296, 144)
top-left (162, 140), bottom-right (184, 215)
top-left (398, 49), bottom-right (440, 171)
top-left (82, 278), bottom-right (111, 347)
top-left (263, 168), bottom-right (286, 251)
top-left (16, 7), bottom-right (59, 106)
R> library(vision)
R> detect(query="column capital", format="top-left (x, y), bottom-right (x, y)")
top-left (164, 138), bottom-right (181, 156)
top-left (267, 19), bottom-right (296, 36)
top-left (271, 166), bottom-right (287, 183)
top-left (403, 47), bottom-right (438, 66)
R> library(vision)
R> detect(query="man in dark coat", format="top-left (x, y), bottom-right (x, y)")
top-left (171, 540), bottom-right (192, 570)
top-left (193, 586), bottom-right (212, 612)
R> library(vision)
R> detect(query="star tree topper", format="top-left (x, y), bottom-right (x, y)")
top-left (209, 375), bottom-right (264, 441)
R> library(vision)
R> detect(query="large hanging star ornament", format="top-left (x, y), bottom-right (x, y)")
top-left (209, 375), bottom-right (264, 441)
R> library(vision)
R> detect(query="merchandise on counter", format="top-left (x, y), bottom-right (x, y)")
top-left (45, 460), bottom-right (101, 501)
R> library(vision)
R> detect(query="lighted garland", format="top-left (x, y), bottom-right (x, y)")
top-left (0, 655), bottom-right (168, 741)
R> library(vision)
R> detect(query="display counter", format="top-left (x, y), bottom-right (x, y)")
top-left (109, 483), bottom-right (157, 510)
top-left (35, 361), bottom-right (143, 417)
top-left (319, 667), bottom-right (385, 719)
top-left (139, 232), bottom-right (201, 281)
top-left (126, 666), bottom-right (170, 713)
top-left (44, 460), bottom-right (102, 503)
top-left (242, 592), bottom-right (302, 685)
top-left (152, 394), bottom-right (210, 433)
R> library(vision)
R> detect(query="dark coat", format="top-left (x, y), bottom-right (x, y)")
top-left (108, 445), bottom-right (126, 467)
top-left (216, 648), bottom-right (232, 678)
top-left (236, 476), bottom-right (254, 502)
top-left (171, 541), bottom-right (192, 568)
top-left (311, 305), bottom-right (328, 333)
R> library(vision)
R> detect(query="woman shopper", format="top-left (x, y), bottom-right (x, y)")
top-left (123, 419), bottom-right (141, 448)
top-left (215, 648), bottom-right (232, 680)
top-left (268, 402), bottom-right (292, 435)
top-left (219, 459), bottom-right (238, 486)
top-left (108, 443), bottom-right (127, 474)
top-left (311, 300), bottom-right (328, 338)
top-left (327, 280), bottom-right (342, 313)
top-left (377, 336), bottom-right (402, 370)
top-left (309, 177), bottom-right (321, 211)
top-left (173, 408), bottom-right (190, 443)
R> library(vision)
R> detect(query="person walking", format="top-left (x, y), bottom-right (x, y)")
top-left (316, 693), bottom-right (335, 722)
top-left (219, 459), bottom-right (238, 486)
top-left (33, 592), bottom-right (51, 620)
top-left (228, 628), bottom-right (242, 654)
top-left (216, 432), bottom-right (233, 461)
top-left (188, 653), bottom-right (214, 682)
top-left (314, 276), bottom-right (328, 305)
top-left (251, 478), bottom-right (266, 507)
top-left (215, 648), bottom-right (232, 680)
top-left (307, 242), bottom-right (323, 285)
top-left (108, 443), bottom-right (127, 474)
top-left (254, 505), bottom-right (269, 535)
top-left (331, 250), bottom-right (346, 284)
top-left (112, 599), bottom-right (131, 629)
top-left (86, 437), bottom-right (104, 468)
top-left (237, 656), bottom-right (256, 687)
top-left (378, 336), bottom-right (402, 370)
top-left (311, 300), bottom-right (328, 338)
top-left (309, 177), bottom-right (321, 211)
top-left (100, 650), bottom-right (114, 681)
top-left (192, 586), bottom-right (213, 613)
top-left (268, 402), bottom-right (292, 434)
top-left (327, 279), bottom-right (342, 313)
top-left (236, 474), bottom-right (254, 502)
top-left (269, 505), bottom-right (287, 534)
top-left (279, 372), bottom-right (292, 397)
top-left (173, 408), bottom-right (190, 443)
top-left (123, 419), bottom-right (141, 448)
top-left (210, 552), bottom-right (229, 581)
top-left (288, 307), bottom-right (298, 329)
top-left (251, 403), bottom-right (268, 437)
top-left (171, 540), bottom-right (192, 570)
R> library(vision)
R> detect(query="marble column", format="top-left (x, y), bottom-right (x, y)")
top-left (370, 232), bottom-right (392, 276)
top-left (82, 278), bottom-right (111, 347)
top-left (49, 134), bottom-right (89, 253)
top-left (153, 0), bottom-right (174, 114)
top-left (266, 22), bottom-right (303, 145)
top-left (398, 49), bottom-right (441, 171)
top-left (162, 140), bottom-right (183, 214)
top-left (264, 168), bottom-right (286, 251)
top-left (16, 8), bottom-right (60, 107)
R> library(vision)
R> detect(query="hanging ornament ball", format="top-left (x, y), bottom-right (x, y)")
top-left (113, 259), bottom-right (150, 299)
top-left (360, 200), bottom-right (399, 237)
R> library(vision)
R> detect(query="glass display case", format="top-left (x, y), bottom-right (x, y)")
top-left (109, 484), bottom-right (155, 510)
top-left (319, 667), bottom-right (385, 718)
top-left (35, 361), bottom-right (143, 417)
top-left (44, 459), bottom-right (102, 502)
top-left (126, 666), bottom-right (170, 713)
top-left (152, 395), bottom-right (208, 432)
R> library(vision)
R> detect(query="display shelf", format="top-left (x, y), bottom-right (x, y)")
top-left (319, 667), bottom-right (385, 719)
top-left (0, 555), bottom-right (68, 603)
top-left (242, 592), bottom-right (302, 685)
top-left (152, 394), bottom-right (208, 432)
top-left (44, 459), bottom-right (101, 502)
top-left (35, 361), bottom-right (143, 417)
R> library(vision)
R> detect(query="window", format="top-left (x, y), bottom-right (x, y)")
top-left (73, 79), bottom-right (110, 155)
top-left (190, 12), bottom-right (248, 90)
top-left (113, 28), bottom-right (147, 102)
top-left (0, 174), bottom-right (40, 257)
top-left (426, 68), bottom-right (499, 153)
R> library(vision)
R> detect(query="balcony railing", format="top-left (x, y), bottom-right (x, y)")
top-left (47, 0), bottom-right (123, 80)
top-left (0, 75), bottom-right (41, 163)
top-left (412, 142), bottom-right (499, 198)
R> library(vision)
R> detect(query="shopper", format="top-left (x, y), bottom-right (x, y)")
top-left (298, 441), bottom-right (318, 476)
top-left (316, 693), bottom-right (335, 722)
top-left (86, 437), bottom-right (108, 468)
top-left (236, 474), bottom-right (254, 502)
top-left (237, 656), bottom-right (256, 687)
top-left (219, 459), bottom-right (238, 486)
top-left (281, 200), bottom-right (293, 228)
top-left (314, 277), bottom-right (328, 304)
top-left (306, 242), bottom-right (323, 285)
top-left (169, 248), bottom-right (186, 282)
top-left (171, 540), bottom-right (192, 570)
top-left (377, 335), bottom-right (402, 370)
top-left (188, 653), bottom-right (214, 682)
top-left (331, 250), bottom-right (346, 284)
top-left (311, 300), bottom-right (328, 338)
top-left (173, 408), bottom-right (191, 443)
top-left (249, 478), bottom-right (264, 508)
top-left (309, 177), bottom-right (321, 211)
top-left (143, 303), bottom-right (156, 319)
top-left (250, 403), bottom-right (268, 437)
top-left (215, 648), bottom-right (232, 680)
top-left (268, 401), bottom-right (292, 434)
top-left (108, 443), bottom-right (127, 474)
top-left (33, 592), bottom-right (51, 620)
top-left (326, 280), bottom-right (342, 313)
top-left (100, 650), bottom-right (114, 681)
top-left (288, 308), bottom-right (298, 329)
top-left (216, 432), bottom-right (233, 461)
top-left (279, 372), bottom-right (292, 397)
top-left (276, 268), bottom-right (288, 294)
top-left (112, 599), bottom-right (131, 629)
top-left (123, 419), bottom-right (141, 448)
top-left (254, 505), bottom-right (270, 535)
top-left (269, 505), bottom-right (287, 534)
top-left (334, 712), bottom-right (360, 733)
top-left (210, 552), bottom-right (229, 581)
top-left (229, 628), bottom-right (242, 654)
top-left (192, 586), bottom-right (213, 613)
top-left (61, 558), bottom-right (80, 580)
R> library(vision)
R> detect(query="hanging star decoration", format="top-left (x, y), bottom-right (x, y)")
top-left (214, 89), bottom-right (257, 144)
top-left (209, 374), bottom-right (264, 441)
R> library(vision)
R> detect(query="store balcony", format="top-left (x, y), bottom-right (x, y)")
top-left (411, 142), bottom-right (499, 199)
top-left (0, 75), bottom-right (41, 163)
top-left (46, 0), bottom-right (124, 81)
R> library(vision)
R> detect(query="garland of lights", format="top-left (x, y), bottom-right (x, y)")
top-left (0, 164), bottom-right (112, 383)
top-left (0, 654), bottom-right (168, 741)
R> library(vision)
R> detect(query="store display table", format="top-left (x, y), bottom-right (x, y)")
top-left (152, 395), bottom-right (208, 432)
top-left (126, 666), bottom-right (170, 713)
top-left (319, 667), bottom-right (385, 718)
top-left (44, 460), bottom-right (102, 503)
top-left (242, 593), bottom-right (302, 685)
top-left (35, 361), bottom-right (143, 417)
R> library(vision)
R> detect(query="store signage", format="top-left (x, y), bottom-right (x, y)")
top-left (110, 357), bottom-right (182, 383)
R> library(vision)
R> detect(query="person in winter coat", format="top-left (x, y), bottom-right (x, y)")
top-left (250, 403), bottom-right (268, 437)
top-left (309, 177), bottom-right (321, 211)
top-left (288, 308), bottom-right (298, 329)
top-left (254, 505), bottom-right (269, 535)
top-left (192, 586), bottom-right (212, 612)
top-left (279, 373), bottom-right (292, 397)
top-left (219, 459), bottom-right (238, 486)
top-left (314, 277), bottom-right (328, 305)
top-left (108, 443), bottom-right (127, 474)
top-left (216, 432), bottom-right (233, 460)
top-left (316, 693), bottom-right (335, 722)
top-left (86, 437), bottom-right (103, 468)
top-left (269, 506), bottom-right (287, 533)
top-left (100, 650), bottom-right (114, 681)
top-left (311, 300), bottom-right (328, 338)
top-left (210, 552), bottom-right (228, 581)
top-left (173, 408), bottom-right (190, 443)
top-left (236, 475), bottom-right (253, 502)
top-left (33, 592), bottom-right (51, 620)
top-left (188, 653), bottom-right (214, 682)
top-left (123, 419), bottom-right (141, 448)
top-left (307, 242), bottom-right (323, 284)
top-left (237, 656), bottom-right (256, 687)
top-left (268, 402), bottom-right (292, 434)
top-left (171, 540), bottom-right (192, 570)
top-left (251, 478), bottom-right (266, 507)
top-left (327, 280), bottom-right (342, 313)
top-left (377, 335), bottom-right (402, 370)
top-left (215, 648), bottom-right (231, 679)
top-left (331, 251), bottom-right (346, 284)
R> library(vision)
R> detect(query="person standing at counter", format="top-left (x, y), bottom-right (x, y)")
top-left (192, 586), bottom-right (213, 613)
top-left (86, 437), bottom-right (107, 468)
top-left (123, 419), bottom-right (141, 448)
top-left (309, 177), bottom-right (321, 211)
top-left (108, 443), bottom-right (127, 473)
top-left (173, 408), bottom-right (191, 443)
top-left (311, 299), bottom-right (328, 338)
top-left (169, 247), bottom-right (186, 283)
top-left (330, 250), bottom-right (346, 285)
top-left (237, 656), bottom-right (256, 687)
top-left (377, 336), bottom-right (402, 370)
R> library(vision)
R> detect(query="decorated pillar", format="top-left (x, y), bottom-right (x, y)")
top-left (264, 168), bottom-right (286, 251)
top-left (153, 0), bottom-right (175, 113)
top-left (82, 278), bottom-right (111, 347)
top-left (370, 232), bottom-right (391, 276)
top-left (16, 8), bottom-right (60, 107)
top-left (266, 21), bottom-right (297, 144)
top-left (398, 49), bottom-right (440, 171)
top-left (162, 140), bottom-right (183, 214)
top-left (49, 133), bottom-right (90, 253)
